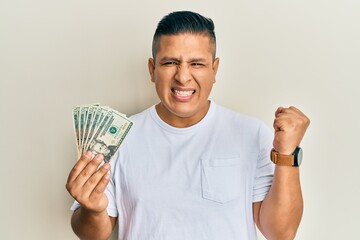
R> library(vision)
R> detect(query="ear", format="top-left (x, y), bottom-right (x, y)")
top-left (148, 58), bottom-right (155, 83)
top-left (212, 57), bottom-right (220, 83)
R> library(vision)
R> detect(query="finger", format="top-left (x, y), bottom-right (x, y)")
top-left (277, 107), bottom-right (309, 128)
top-left (67, 151), bottom-right (93, 184)
top-left (82, 163), bottom-right (111, 198)
top-left (73, 154), bottom-right (105, 187)
top-left (290, 107), bottom-right (309, 123)
top-left (278, 106), bottom-right (303, 116)
top-left (289, 106), bottom-right (301, 113)
top-left (273, 118), bottom-right (281, 132)
top-left (275, 109), bottom-right (300, 125)
top-left (275, 116), bottom-right (297, 133)
top-left (274, 111), bottom-right (298, 133)
top-left (89, 172), bottom-right (111, 202)
top-left (275, 106), bottom-right (299, 119)
top-left (275, 106), bottom-right (283, 117)
top-left (276, 107), bottom-right (295, 116)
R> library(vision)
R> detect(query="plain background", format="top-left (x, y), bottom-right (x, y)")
top-left (1, 0), bottom-right (359, 239)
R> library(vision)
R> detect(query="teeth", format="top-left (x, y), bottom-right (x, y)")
top-left (174, 90), bottom-right (194, 96)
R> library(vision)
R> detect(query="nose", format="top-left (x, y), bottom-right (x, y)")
top-left (174, 64), bottom-right (191, 85)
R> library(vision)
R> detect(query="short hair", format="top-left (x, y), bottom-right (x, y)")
top-left (152, 11), bottom-right (216, 59)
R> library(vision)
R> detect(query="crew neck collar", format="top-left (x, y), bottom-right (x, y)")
top-left (150, 101), bottom-right (216, 134)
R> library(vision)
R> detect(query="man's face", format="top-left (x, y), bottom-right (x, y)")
top-left (148, 33), bottom-right (219, 127)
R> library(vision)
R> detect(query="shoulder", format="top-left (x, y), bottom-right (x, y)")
top-left (214, 104), bottom-right (265, 130)
top-left (213, 103), bottom-right (273, 144)
top-left (129, 106), bottom-right (153, 122)
top-left (122, 105), bottom-right (159, 142)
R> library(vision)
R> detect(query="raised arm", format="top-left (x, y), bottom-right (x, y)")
top-left (66, 152), bottom-right (117, 240)
top-left (254, 106), bottom-right (310, 240)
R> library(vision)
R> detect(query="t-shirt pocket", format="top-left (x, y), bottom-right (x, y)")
top-left (201, 156), bottom-right (246, 204)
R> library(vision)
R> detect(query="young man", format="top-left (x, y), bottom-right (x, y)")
top-left (66, 11), bottom-right (310, 240)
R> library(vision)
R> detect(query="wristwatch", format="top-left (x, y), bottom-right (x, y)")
top-left (270, 147), bottom-right (303, 167)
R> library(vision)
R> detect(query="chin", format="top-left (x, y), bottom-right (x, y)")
top-left (170, 108), bottom-right (195, 118)
top-left (172, 103), bottom-right (207, 119)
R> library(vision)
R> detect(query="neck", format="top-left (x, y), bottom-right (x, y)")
top-left (155, 101), bottom-right (211, 128)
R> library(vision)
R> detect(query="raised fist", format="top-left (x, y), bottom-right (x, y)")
top-left (273, 106), bottom-right (310, 155)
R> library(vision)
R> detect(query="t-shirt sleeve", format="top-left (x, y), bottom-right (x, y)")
top-left (105, 158), bottom-right (118, 217)
top-left (70, 200), bottom-right (80, 211)
top-left (252, 122), bottom-right (274, 202)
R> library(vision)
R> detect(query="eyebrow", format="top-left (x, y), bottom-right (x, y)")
top-left (159, 57), bottom-right (207, 63)
top-left (159, 57), bottom-right (180, 62)
top-left (188, 58), bottom-right (207, 63)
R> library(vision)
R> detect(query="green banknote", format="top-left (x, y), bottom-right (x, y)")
top-left (72, 104), bottom-right (133, 162)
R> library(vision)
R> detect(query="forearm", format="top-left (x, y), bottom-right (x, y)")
top-left (71, 207), bottom-right (114, 240)
top-left (259, 166), bottom-right (303, 240)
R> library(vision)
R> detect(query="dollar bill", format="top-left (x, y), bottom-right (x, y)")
top-left (72, 106), bottom-right (80, 156)
top-left (79, 106), bottom-right (88, 155)
top-left (82, 106), bottom-right (96, 154)
top-left (84, 106), bottom-right (109, 152)
top-left (72, 104), bottom-right (133, 162)
top-left (76, 103), bottom-right (100, 156)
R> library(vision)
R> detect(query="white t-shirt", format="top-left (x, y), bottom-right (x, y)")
top-left (72, 101), bottom-right (274, 240)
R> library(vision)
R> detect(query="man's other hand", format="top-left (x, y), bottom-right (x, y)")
top-left (273, 106), bottom-right (310, 155)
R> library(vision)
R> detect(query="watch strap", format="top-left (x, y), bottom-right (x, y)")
top-left (270, 149), bottom-right (295, 166)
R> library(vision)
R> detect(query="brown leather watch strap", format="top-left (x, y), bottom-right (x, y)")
top-left (270, 149), bottom-right (295, 166)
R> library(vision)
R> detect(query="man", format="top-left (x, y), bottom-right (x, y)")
top-left (66, 11), bottom-right (310, 240)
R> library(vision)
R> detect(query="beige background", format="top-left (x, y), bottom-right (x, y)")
top-left (1, 0), bottom-right (359, 239)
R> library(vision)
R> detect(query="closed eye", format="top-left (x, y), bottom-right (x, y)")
top-left (162, 61), bottom-right (178, 66)
top-left (191, 62), bottom-right (205, 67)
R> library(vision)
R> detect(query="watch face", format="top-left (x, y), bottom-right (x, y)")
top-left (294, 147), bottom-right (303, 166)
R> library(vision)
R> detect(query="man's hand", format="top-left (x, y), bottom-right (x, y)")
top-left (273, 106), bottom-right (310, 155)
top-left (66, 152), bottom-right (111, 214)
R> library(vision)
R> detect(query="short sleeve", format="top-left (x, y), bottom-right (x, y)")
top-left (105, 155), bottom-right (118, 217)
top-left (70, 200), bottom-right (80, 211)
top-left (252, 122), bottom-right (274, 202)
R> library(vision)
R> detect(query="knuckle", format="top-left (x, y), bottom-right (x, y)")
top-left (102, 175), bottom-right (110, 184)
top-left (81, 170), bottom-right (89, 177)
top-left (94, 187), bottom-right (103, 195)
top-left (78, 156), bottom-right (88, 163)
top-left (72, 164), bottom-right (81, 173)
top-left (87, 177), bottom-right (97, 186)
top-left (90, 159), bottom-right (101, 167)
top-left (99, 166), bottom-right (109, 174)
top-left (300, 118), bottom-right (306, 125)
top-left (78, 156), bottom-right (91, 165)
top-left (300, 116), bottom-right (310, 126)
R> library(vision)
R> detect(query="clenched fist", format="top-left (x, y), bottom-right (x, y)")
top-left (66, 152), bottom-right (111, 214)
top-left (273, 106), bottom-right (310, 155)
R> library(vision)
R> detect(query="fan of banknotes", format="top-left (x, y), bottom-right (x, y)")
top-left (72, 104), bottom-right (133, 163)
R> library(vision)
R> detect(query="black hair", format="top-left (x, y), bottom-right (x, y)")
top-left (152, 11), bottom-right (216, 59)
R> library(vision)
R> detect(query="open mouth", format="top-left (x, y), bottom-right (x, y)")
top-left (172, 89), bottom-right (196, 97)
